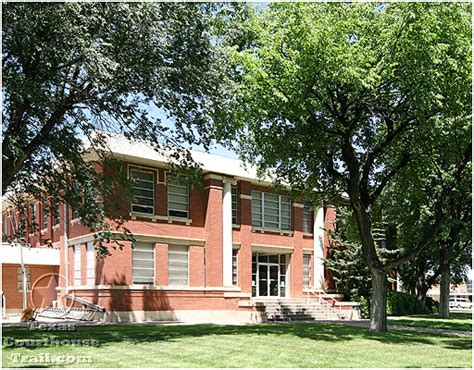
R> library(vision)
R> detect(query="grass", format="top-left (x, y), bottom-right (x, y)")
top-left (388, 312), bottom-right (472, 332)
top-left (2, 322), bottom-right (471, 368)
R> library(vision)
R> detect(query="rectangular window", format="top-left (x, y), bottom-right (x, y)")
top-left (303, 202), bottom-right (312, 233)
top-left (232, 249), bottom-right (238, 286)
top-left (303, 254), bottom-right (311, 289)
top-left (251, 191), bottom-right (291, 230)
top-left (132, 243), bottom-right (155, 285)
top-left (167, 177), bottom-right (189, 218)
top-left (31, 203), bottom-right (37, 223)
top-left (3, 215), bottom-right (9, 240)
top-left (53, 201), bottom-right (60, 226)
top-left (168, 245), bottom-right (188, 286)
top-left (72, 205), bottom-right (80, 220)
top-left (42, 201), bottom-right (49, 229)
top-left (130, 168), bottom-right (155, 215)
top-left (86, 242), bottom-right (95, 285)
top-left (74, 245), bottom-right (81, 286)
top-left (231, 187), bottom-right (238, 224)
top-left (17, 267), bottom-right (31, 291)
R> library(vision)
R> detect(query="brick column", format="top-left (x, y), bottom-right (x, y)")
top-left (204, 176), bottom-right (223, 287)
top-left (155, 243), bottom-right (168, 286)
top-left (291, 203), bottom-right (304, 298)
top-left (189, 245), bottom-right (204, 287)
top-left (239, 181), bottom-right (253, 295)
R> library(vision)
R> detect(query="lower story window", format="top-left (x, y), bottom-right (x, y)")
top-left (17, 267), bottom-right (31, 291)
top-left (168, 245), bottom-right (188, 286)
top-left (74, 245), bottom-right (81, 286)
top-left (132, 243), bottom-right (155, 285)
top-left (303, 254), bottom-right (311, 289)
top-left (232, 249), bottom-right (238, 286)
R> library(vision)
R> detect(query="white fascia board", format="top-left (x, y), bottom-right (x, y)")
top-left (1, 242), bottom-right (60, 266)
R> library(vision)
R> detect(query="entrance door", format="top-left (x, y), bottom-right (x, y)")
top-left (253, 253), bottom-right (287, 297)
top-left (269, 265), bottom-right (279, 296)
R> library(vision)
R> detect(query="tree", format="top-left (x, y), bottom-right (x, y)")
top-left (324, 208), bottom-right (372, 316)
top-left (2, 2), bottom-right (229, 252)
top-left (215, 3), bottom-right (471, 331)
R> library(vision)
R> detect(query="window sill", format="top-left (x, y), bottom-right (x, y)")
top-left (167, 216), bottom-right (192, 225)
top-left (40, 228), bottom-right (47, 235)
top-left (130, 213), bottom-right (192, 225)
top-left (252, 227), bottom-right (293, 236)
top-left (303, 232), bottom-right (314, 237)
top-left (70, 218), bottom-right (81, 225)
top-left (232, 224), bottom-right (241, 229)
top-left (52, 224), bottom-right (60, 231)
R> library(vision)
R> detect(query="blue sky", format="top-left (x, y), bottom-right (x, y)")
top-left (146, 103), bottom-right (239, 159)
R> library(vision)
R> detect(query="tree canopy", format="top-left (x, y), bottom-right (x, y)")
top-left (2, 2), bottom-right (229, 248)
top-left (215, 2), bottom-right (472, 331)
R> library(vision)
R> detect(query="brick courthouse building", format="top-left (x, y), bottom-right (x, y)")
top-left (2, 134), bottom-right (348, 323)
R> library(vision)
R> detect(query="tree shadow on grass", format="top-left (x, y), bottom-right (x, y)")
top-left (3, 322), bottom-right (470, 351)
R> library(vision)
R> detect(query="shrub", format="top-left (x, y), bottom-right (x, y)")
top-left (387, 291), bottom-right (424, 316)
top-left (425, 296), bottom-right (439, 313)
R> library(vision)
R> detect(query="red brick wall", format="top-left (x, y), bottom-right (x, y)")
top-left (7, 160), bottom-right (343, 314)
top-left (2, 264), bottom-right (59, 310)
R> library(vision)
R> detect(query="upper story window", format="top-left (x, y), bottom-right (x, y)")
top-left (232, 187), bottom-right (238, 225)
top-left (53, 201), bottom-right (61, 226)
top-left (42, 201), bottom-right (49, 229)
top-left (130, 168), bottom-right (155, 215)
top-left (303, 202), bottom-right (312, 233)
top-left (167, 177), bottom-right (189, 218)
top-left (251, 191), bottom-right (291, 230)
top-left (31, 203), bottom-right (37, 223)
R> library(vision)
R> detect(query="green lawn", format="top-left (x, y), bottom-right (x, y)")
top-left (388, 312), bottom-right (472, 332)
top-left (2, 323), bottom-right (471, 368)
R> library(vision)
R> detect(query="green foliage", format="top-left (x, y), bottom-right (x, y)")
top-left (2, 3), bottom-right (229, 253)
top-left (425, 297), bottom-right (440, 314)
top-left (214, 2), bottom-right (471, 330)
top-left (325, 208), bottom-right (371, 303)
top-left (386, 291), bottom-right (433, 316)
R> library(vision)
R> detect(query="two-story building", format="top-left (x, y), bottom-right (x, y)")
top-left (2, 134), bottom-right (340, 323)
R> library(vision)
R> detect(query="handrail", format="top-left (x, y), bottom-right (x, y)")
top-left (306, 289), bottom-right (338, 308)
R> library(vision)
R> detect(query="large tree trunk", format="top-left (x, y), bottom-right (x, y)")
top-left (416, 288), bottom-right (428, 312)
top-left (370, 270), bottom-right (388, 332)
top-left (439, 257), bottom-right (450, 318)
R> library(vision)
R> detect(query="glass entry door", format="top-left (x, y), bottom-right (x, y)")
top-left (253, 253), bottom-right (287, 297)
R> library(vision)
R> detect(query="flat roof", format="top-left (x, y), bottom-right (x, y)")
top-left (89, 132), bottom-right (272, 183)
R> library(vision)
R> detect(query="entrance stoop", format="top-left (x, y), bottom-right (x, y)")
top-left (253, 298), bottom-right (344, 322)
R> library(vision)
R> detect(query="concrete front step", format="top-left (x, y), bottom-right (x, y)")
top-left (256, 298), bottom-right (343, 321)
